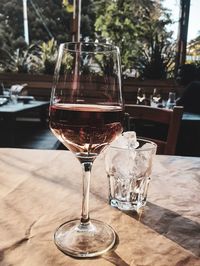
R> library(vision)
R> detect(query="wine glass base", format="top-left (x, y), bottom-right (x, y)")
top-left (54, 219), bottom-right (116, 258)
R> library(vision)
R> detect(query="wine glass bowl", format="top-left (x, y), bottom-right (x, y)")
top-left (49, 42), bottom-right (123, 257)
top-left (50, 42), bottom-right (123, 158)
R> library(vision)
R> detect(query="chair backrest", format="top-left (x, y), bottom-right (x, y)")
top-left (124, 104), bottom-right (184, 155)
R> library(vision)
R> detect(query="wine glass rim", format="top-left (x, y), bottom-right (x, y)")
top-left (60, 42), bottom-right (120, 54)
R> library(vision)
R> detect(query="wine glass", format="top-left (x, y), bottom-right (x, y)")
top-left (49, 42), bottom-right (123, 258)
top-left (151, 88), bottom-right (162, 107)
top-left (136, 88), bottom-right (146, 105)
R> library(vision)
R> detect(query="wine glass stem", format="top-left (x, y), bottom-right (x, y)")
top-left (80, 162), bottom-right (92, 224)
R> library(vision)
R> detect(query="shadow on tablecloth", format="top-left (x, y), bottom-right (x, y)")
top-left (124, 202), bottom-right (200, 258)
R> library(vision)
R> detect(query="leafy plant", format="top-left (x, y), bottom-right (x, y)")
top-left (136, 33), bottom-right (176, 79)
top-left (39, 39), bottom-right (58, 74)
top-left (0, 44), bottom-right (42, 73)
top-left (94, 0), bottom-right (175, 78)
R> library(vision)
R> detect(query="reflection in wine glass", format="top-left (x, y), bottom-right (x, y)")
top-left (136, 88), bottom-right (146, 105)
top-left (49, 42), bottom-right (123, 258)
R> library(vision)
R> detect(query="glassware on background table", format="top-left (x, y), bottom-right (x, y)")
top-left (1, 83), bottom-right (10, 98)
top-left (9, 84), bottom-right (28, 104)
top-left (10, 91), bottom-right (18, 104)
top-left (0, 83), bottom-right (9, 106)
top-left (0, 97), bottom-right (8, 106)
top-left (150, 88), bottom-right (162, 107)
top-left (105, 134), bottom-right (157, 212)
top-left (49, 42), bottom-right (123, 258)
top-left (166, 92), bottom-right (176, 109)
top-left (3, 89), bottom-right (11, 98)
top-left (136, 88), bottom-right (146, 105)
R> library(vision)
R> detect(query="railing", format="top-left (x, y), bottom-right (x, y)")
top-left (0, 73), bottom-right (183, 103)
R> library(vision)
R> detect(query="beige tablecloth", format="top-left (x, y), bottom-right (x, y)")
top-left (0, 149), bottom-right (200, 266)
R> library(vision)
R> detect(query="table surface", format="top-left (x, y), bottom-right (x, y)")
top-left (0, 100), bottom-right (49, 113)
top-left (0, 149), bottom-right (200, 266)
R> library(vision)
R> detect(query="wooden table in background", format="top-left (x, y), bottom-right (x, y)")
top-left (0, 149), bottom-right (199, 265)
top-left (0, 101), bottom-right (49, 146)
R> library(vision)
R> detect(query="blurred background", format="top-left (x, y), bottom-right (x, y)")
top-left (0, 0), bottom-right (199, 78)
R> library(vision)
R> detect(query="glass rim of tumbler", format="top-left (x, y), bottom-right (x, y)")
top-left (110, 138), bottom-right (157, 152)
top-left (60, 42), bottom-right (120, 54)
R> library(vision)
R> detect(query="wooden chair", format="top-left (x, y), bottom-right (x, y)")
top-left (124, 104), bottom-right (184, 155)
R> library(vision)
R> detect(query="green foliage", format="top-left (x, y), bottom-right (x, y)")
top-left (135, 15), bottom-right (176, 79)
top-left (63, 0), bottom-right (74, 13)
top-left (0, 0), bottom-right (176, 79)
top-left (0, 0), bottom-right (69, 50)
top-left (39, 39), bottom-right (58, 74)
top-left (94, 0), bottom-right (175, 79)
top-left (0, 0), bottom-right (96, 49)
top-left (136, 36), bottom-right (176, 79)
top-left (0, 39), bottom-right (75, 75)
top-left (0, 44), bottom-right (42, 73)
top-left (81, 0), bottom-right (96, 40)
top-left (187, 34), bottom-right (200, 64)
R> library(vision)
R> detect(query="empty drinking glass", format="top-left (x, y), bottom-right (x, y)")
top-left (166, 92), bottom-right (176, 109)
